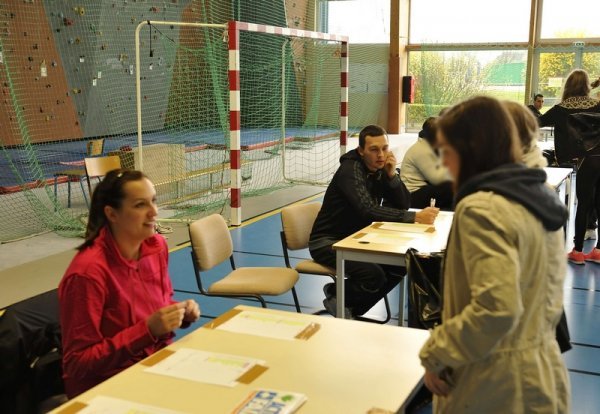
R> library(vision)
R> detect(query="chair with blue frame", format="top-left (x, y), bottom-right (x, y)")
top-left (53, 138), bottom-right (105, 209)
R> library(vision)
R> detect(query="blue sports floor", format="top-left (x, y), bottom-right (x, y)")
top-left (166, 198), bottom-right (600, 413)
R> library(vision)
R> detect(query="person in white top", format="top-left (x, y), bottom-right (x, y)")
top-left (400, 117), bottom-right (453, 210)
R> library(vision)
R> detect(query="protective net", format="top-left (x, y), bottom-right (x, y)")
top-left (0, 1), bottom-right (344, 242)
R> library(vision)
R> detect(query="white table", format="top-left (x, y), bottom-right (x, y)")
top-left (544, 166), bottom-right (574, 231)
top-left (333, 212), bottom-right (454, 324)
top-left (52, 305), bottom-right (430, 414)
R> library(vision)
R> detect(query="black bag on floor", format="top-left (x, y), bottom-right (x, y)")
top-left (405, 248), bottom-right (443, 330)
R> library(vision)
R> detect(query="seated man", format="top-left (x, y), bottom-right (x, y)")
top-left (309, 124), bottom-right (439, 319)
top-left (527, 93), bottom-right (544, 118)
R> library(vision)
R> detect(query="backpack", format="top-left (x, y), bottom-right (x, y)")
top-left (566, 112), bottom-right (600, 157)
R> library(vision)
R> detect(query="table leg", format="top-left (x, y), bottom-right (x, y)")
top-left (335, 250), bottom-right (345, 319)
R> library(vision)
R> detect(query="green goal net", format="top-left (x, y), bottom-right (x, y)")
top-left (0, 1), bottom-right (344, 243)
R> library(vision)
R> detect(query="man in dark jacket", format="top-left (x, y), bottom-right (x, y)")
top-left (527, 94), bottom-right (544, 118)
top-left (309, 124), bottom-right (439, 318)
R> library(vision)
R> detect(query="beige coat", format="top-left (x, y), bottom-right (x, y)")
top-left (419, 191), bottom-right (570, 413)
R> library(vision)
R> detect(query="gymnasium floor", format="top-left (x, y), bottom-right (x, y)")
top-left (165, 193), bottom-right (600, 413)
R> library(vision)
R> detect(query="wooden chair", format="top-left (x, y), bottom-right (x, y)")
top-left (53, 138), bottom-right (105, 208)
top-left (189, 214), bottom-right (301, 312)
top-left (280, 202), bottom-right (392, 323)
top-left (83, 155), bottom-right (122, 197)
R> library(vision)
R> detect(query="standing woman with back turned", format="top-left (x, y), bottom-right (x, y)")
top-left (419, 96), bottom-right (570, 413)
top-left (59, 169), bottom-right (200, 398)
top-left (540, 69), bottom-right (600, 263)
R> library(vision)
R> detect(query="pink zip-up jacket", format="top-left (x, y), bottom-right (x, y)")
top-left (59, 226), bottom-right (175, 398)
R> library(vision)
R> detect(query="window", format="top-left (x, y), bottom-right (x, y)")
top-left (541, 0), bottom-right (600, 39)
top-left (326, 0), bottom-right (390, 44)
top-left (406, 50), bottom-right (527, 129)
top-left (410, 0), bottom-right (530, 44)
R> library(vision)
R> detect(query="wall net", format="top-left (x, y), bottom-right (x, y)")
top-left (0, 1), bottom-right (342, 242)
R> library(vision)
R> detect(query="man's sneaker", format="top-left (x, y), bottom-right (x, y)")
top-left (567, 249), bottom-right (585, 265)
top-left (584, 248), bottom-right (600, 264)
top-left (585, 229), bottom-right (597, 240)
top-left (322, 296), bottom-right (354, 320)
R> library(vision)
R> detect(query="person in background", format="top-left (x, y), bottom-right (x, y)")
top-left (527, 93), bottom-right (544, 118)
top-left (503, 99), bottom-right (572, 353)
top-left (59, 169), bottom-right (200, 398)
top-left (309, 124), bottom-right (439, 319)
top-left (400, 117), bottom-right (453, 210)
top-left (502, 100), bottom-right (547, 168)
top-left (419, 96), bottom-right (570, 413)
top-left (540, 69), bottom-right (600, 263)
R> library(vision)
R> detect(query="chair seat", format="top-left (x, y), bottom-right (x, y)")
top-left (208, 267), bottom-right (299, 295)
top-left (295, 259), bottom-right (335, 276)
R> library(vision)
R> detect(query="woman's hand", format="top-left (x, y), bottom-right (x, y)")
top-left (146, 302), bottom-right (186, 337)
top-left (182, 299), bottom-right (201, 323)
top-left (424, 369), bottom-right (451, 396)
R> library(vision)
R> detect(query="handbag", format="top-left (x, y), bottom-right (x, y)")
top-left (405, 248), bottom-right (443, 330)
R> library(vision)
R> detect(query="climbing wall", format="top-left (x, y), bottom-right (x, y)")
top-left (0, 0), bottom-right (81, 145)
top-left (42, 0), bottom-right (191, 138)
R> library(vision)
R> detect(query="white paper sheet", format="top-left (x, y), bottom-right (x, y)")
top-left (75, 395), bottom-right (186, 414)
top-left (374, 222), bottom-right (434, 233)
top-left (358, 232), bottom-right (416, 246)
top-left (216, 311), bottom-right (313, 341)
top-left (144, 348), bottom-right (264, 387)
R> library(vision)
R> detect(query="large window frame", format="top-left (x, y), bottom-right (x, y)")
top-left (405, 0), bottom-right (600, 128)
top-left (319, 0), bottom-right (600, 130)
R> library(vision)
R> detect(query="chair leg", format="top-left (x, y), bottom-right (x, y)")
top-left (291, 287), bottom-right (301, 313)
top-left (67, 179), bottom-right (72, 208)
top-left (354, 295), bottom-right (392, 325)
top-left (79, 179), bottom-right (89, 208)
top-left (53, 177), bottom-right (59, 211)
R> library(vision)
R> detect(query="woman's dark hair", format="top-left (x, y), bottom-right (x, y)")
top-left (437, 96), bottom-right (521, 188)
top-left (78, 169), bottom-right (147, 250)
top-left (358, 124), bottom-right (387, 148)
top-left (562, 69), bottom-right (590, 100)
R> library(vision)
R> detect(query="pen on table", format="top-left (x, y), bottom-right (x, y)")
top-left (430, 198), bottom-right (436, 208)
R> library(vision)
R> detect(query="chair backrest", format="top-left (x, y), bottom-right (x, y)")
top-left (86, 138), bottom-right (105, 157)
top-left (84, 155), bottom-right (121, 179)
top-left (189, 214), bottom-right (234, 271)
top-left (281, 202), bottom-right (322, 250)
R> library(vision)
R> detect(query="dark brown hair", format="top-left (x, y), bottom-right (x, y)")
top-left (78, 169), bottom-right (147, 250)
top-left (562, 69), bottom-right (590, 100)
top-left (358, 124), bottom-right (387, 148)
top-left (437, 96), bottom-right (521, 188)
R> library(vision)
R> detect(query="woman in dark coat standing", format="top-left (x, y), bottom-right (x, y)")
top-left (540, 69), bottom-right (600, 264)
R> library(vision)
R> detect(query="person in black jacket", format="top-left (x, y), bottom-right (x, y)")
top-left (309, 124), bottom-right (439, 318)
top-left (540, 69), bottom-right (600, 264)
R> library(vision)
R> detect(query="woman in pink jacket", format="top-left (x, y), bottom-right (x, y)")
top-left (59, 169), bottom-right (200, 398)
